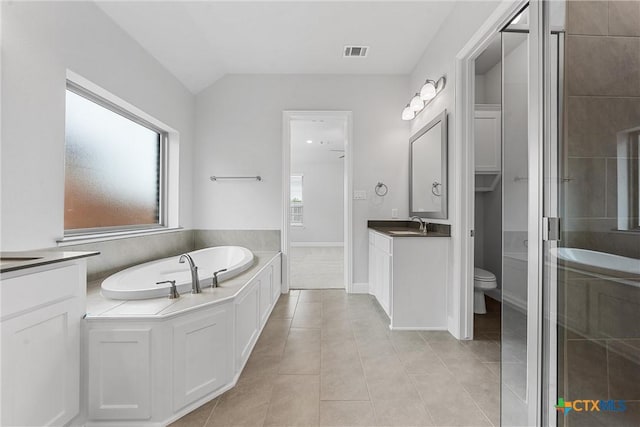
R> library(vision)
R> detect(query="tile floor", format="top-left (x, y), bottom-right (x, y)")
top-left (290, 247), bottom-right (344, 289)
top-left (170, 290), bottom-right (501, 427)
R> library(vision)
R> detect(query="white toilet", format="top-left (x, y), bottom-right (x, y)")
top-left (474, 267), bottom-right (497, 314)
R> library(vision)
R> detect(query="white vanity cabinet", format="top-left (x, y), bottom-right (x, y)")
top-left (1, 256), bottom-right (93, 427)
top-left (368, 230), bottom-right (448, 330)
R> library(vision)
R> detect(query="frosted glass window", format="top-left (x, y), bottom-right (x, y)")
top-left (64, 88), bottom-right (163, 232)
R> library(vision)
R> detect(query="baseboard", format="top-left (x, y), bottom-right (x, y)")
top-left (502, 292), bottom-right (527, 313)
top-left (389, 326), bottom-right (448, 331)
top-left (485, 288), bottom-right (502, 301)
top-left (350, 282), bottom-right (369, 294)
top-left (290, 242), bottom-right (344, 247)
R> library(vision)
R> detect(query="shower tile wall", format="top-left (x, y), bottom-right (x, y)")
top-left (564, 0), bottom-right (640, 259)
top-left (561, 2), bottom-right (640, 426)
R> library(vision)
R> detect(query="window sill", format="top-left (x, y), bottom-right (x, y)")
top-left (57, 227), bottom-right (184, 247)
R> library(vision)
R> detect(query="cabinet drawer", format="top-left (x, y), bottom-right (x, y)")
top-left (1, 264), bottom-right (79, 320)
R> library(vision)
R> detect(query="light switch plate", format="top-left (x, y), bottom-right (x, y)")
top-left (353, 190), bottom-right (367, 200)
top-left (391, 209), bottom-right (399, 218)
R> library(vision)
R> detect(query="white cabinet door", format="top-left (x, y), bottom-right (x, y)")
top-left (235, 281), bottom-right (260, 371)
top-left (88, 328), bottom-right (152, 420)
top-left (474, 109), bottom-right (501, 172)
top-left (378, 250), bottom-right (392, 317)
top-left (369, 231), bottom-right (392, 317)
top-left (368, 232), bottom-right (377, 298)
top-left (1, 298), bottom-right (81, 427)
top-left (173, 306), bottom-right (231, 411)
top-left (272, 256), bottom-right (282, 304)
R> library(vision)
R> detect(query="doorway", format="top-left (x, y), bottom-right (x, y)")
top-left (471, 33), bottom-right (503, 344)
top-left (281, 111), bottom-right (353, 293)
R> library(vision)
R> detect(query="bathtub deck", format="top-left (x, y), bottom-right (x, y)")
top-left (85, 251), bottom-right (280, 319)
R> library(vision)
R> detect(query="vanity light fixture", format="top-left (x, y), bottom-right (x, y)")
top-left (401, 104), bottom-right (415, 121)
top-left (410, 93), bottom-right (424, 112)
top-left (401, 76), bottom-right (446, 121)
top-left (420, 79), bottom-right (437, 101)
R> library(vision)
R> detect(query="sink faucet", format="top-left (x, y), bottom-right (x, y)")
top-left (410, 216), bottom-right (427, 233)
top-left (179, 254), bottom-right (202, 294)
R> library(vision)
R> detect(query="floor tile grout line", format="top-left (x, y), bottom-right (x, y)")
top-left (201, 397), bottom-right (220, 427)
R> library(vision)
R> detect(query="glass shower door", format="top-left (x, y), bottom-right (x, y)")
top-left (545, 1), bottom-right (640, 426)
top-left (501, 22), bottom-right (534, 426)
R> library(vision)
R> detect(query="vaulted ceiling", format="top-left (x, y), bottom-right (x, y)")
top-left (96, 1), bottom-right (456, 93)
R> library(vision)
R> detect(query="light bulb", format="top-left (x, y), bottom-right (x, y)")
top-left (306, 140), bottom-right (313, 144)
top-left (410, 94), bottom-right (424, 112)
top-left (401, 105), bottom-right (415, 121)
top-left (420, 80), bottom-right (437, 101)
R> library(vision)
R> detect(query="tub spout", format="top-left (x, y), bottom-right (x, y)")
top-left (179, 254), bottom-right (202, 294)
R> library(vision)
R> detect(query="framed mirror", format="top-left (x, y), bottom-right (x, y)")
top-left (409, 110), bottom-right (448, 219)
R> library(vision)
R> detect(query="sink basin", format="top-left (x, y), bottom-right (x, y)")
top-left (387, 230), bottom-right (427, 236)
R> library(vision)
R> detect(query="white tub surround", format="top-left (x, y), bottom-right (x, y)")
top-left (84, 251), bottom-right (281, 427)
top-left (1, 251), bottom-right (98, 427)
top-left (101, 246), bottom-right (254, 300)
top-left (367, 221), bottom-right (450, 330)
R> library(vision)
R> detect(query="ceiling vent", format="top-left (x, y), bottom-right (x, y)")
top-left (343, 46), bottom-right (369, 58)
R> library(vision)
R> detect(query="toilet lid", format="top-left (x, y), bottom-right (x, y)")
top-left (474, 267), bottom-right (496, 281)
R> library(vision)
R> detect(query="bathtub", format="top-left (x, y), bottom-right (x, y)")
top-left (550, 247), bottom-right (640, 276)
top-left (101, 246), bottom-right (255, 300)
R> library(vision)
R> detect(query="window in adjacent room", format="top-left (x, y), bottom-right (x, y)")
top-left (64, 81), bottom-right (167, 235)
top-left (290, 174), bottom-right (304, 226)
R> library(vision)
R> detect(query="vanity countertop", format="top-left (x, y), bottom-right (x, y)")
top-left (0, 250), bottom-right (100, 274)
top-left (368, 220), bottom-right (451, 238)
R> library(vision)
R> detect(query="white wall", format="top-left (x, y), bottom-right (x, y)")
top-left (475, 74), bottom-right (486, 104)
top-left (409, 0), bottom-right (501, 335)
top-left (0, 1), bottom-right (195, 250)
top-left (502, 35), bottom-right (528, 232)
top-left (483, 62), bottom-right (502, 105)
top-left (194, 74), bottom-right (409, 284)
top-left (290, 159), bottom-right (344, 244)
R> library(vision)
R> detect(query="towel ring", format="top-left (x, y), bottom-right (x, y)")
top-left (375, 182), bottom-right (388, 197)
top-left (431, 182), bottom-right (442, 196)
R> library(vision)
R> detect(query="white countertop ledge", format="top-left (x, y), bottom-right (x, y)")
top-left (85, 251), bottom-right (280, 321)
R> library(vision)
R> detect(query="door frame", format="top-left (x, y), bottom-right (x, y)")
top-left (454, 0), bottom-right (527, 340)
top-left (281, 111), bottom-right (353, 293)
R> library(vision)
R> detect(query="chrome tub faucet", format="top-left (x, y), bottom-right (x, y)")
top-left (179, 253), bottom-right (202, 294)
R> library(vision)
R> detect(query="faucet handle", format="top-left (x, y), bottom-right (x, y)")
top-left (157, 280), bottom-right (179, 299)
top-left (212, 269), bottom-right (228, 288)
